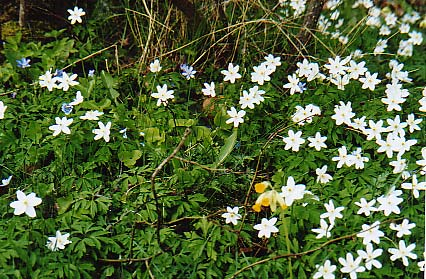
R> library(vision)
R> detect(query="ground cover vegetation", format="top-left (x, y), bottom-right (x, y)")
top-left (0, 0), bottom-right (425, 278)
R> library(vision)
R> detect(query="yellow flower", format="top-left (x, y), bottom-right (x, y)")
top-left (420, 16), bottom-right (426, 29)
top-left (252, 188), bottom-right (287, 212)
top-left (255, 181), bottom-right (271, 193)
top-left (252, 203), bottom-right (262, 212)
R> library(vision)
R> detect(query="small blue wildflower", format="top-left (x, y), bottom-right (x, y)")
top-left (235, 141), bottom-right (241, 149)
top-left (54, 69), bottom-right (64, 78)
top-left (140, 142), bottom-right (145, 147)
top-left (88, 69), bottom-right (95, 77)
top-left (61, 103), bottom-right (73, 115)
top-left (180, 64), bottom-right (196, 80)
top-left (16, 58), bottom-right (31, 68)
top-left (298, 82), bottom-right (307, 92)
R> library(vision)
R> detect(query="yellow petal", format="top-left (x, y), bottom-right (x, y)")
top-left (420, 18), bottom-right (426, 29)
top-left (261, 196), bottom-right (270, 206)
top-left (255, 182), bottom-right (267, 193)
top-left (270, 202), bottom-right (277, 212)
top-left (252, 203), bottom-right (262, 212)
top-left (275, 193), bottom-right (287, 210)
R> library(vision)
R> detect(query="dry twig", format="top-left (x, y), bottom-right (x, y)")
top-left (150, 128), bottom-right (192, 250)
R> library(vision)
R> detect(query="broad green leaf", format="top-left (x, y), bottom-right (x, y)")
top-left (193, 126), bottom-right (212, 143)
top-left (101, 70), bottom-right (119, 100)
top-left (142, 127), bottom-right (165, 144)
top-left (101, 70), bottom-right (115, 89)
top-left (213, 106), bottom-right (229, 129)
top-left (118, 149), bottom-right (142, 167)
top-left (57, 196), bottom-right (74, 214)
top-left (212, 129), bottom-right (237, 168)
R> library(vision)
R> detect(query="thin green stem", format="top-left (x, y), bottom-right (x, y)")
top-left (281, 214), bottom-right (293, 279)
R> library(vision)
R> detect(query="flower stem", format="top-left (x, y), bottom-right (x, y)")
top-left (281, 214), bottom-right (293, 279)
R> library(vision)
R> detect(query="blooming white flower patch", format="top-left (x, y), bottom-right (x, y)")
top-left (10, 190), bottom-right (42, 218)
top-left (46, 231), bottom-right (72, 251)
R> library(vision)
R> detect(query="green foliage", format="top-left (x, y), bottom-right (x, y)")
top-left (0, 0), bottom-right (425, 278)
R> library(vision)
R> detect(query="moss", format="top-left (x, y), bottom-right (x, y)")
top-left (1, 19), bottom-right (61, 42)
top-left (1, 21), bottom-right (30, 40)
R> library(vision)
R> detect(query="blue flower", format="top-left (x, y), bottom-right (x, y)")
top-left (235, 141), bottom-right (241, 149)
top-left (180, 64), bottom-right (196, 80)
top-left (61, 103), bottom-right (73, 115)
top-left (88, 69), bottom-right (95, 77)
top-left (54, 69), bottom-right (64, 78)
top-left (16, 58), bottom-right (31, 68)
top-left (298, 82), bottom-right (307, 92)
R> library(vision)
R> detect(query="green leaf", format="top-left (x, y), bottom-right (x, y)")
top-left (213, 106), bottom-right (229, 129)
top-left (44, 28), bottom-right (66, 38)
top-left (118, 149), bottom-right (142, 167)
top-left (212, 129), bottom-right (237, 168)
top-left (100, 70), bottom-right (115, 89)
top-left (272, 169), bottom-right (285, 185)
top-left (103, 266), bottom-right (115, 277)
top-left (168, 119), bottom-right (196, 128)
top-left (143, 127), bottom-right (165, 144)
top-left (193, 126), bottom-right (212, 143)
top-left (57, 196), bottom-right (74, 214)
top-left (26, 121), bottom-right (43, 143)
top-left (101, 70), bottom-right (119, 100)
top-left (82, 99), bottom-right (111, 110)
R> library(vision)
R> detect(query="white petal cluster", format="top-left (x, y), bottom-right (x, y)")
top-left (39, 69), bottom-right (79, 92)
